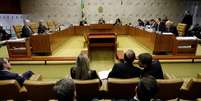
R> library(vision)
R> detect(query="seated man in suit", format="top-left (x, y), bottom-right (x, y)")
top-left (53, 78), bottom-right (75, 101)
top-left (130, 75), bottom-right (158, 101)
top-left (38, 20), bottom-right (48, 34)
top-left (114, 18), bottom-right (122, 26)
top-left (79, 17), bottom-right (88, 26)
top-left (0, 25), bottom-right (11, 41)
top-left (98, 17), bottom-right (105, 24)
top-left (21, 19), bottom-right (33, 38)
top-left (108, 49), bottom-right (142, 78)
top-left (138, 53), bottom-right (164, 79)
top-left (0, 58), bottom-right (34, 86)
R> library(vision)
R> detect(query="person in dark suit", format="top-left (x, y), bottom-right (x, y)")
top-left (138, 53), bottom-right (164, 79)
top-left (114, 18), bottom-right (122, 26)
top-left (79, 18), bottom-right (88, 26)
top-left (108, 49), bottom-right (142, 78)
top-left (38, 20), bottom-right (48, 34)
top-left (21, 19), bottom-right (33, 38)
top-left (0, 25), bottom-right (11, 41)
top-left (0, 58), bottom-right (34, 86)
top-left (98, 17), bottom-right (105, 24)
top-left (129, 75), bottom-right (158, 101)
top-left (182, 11), bottom-right (193, 36)
top-left (70, 53), bottom-right (99, 80)
top-left (137, 19), bottom-right (144, 27)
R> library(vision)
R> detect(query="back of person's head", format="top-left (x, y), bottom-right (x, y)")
top-left (138, 53), bottom-right (152, 66)
top-left (124, 49), bottom-right (135, 63)
top-left (53, 79), bottom-right (75, 101)
top-left (75, 53), bottom-right (90, 79)
top-left (136, 75), bottom-right (158, 101)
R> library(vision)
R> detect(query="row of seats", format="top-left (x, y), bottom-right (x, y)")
top-left (13, 20), bottom-right (57, 38)
top-left (0, 73), bottom-right (201, 101)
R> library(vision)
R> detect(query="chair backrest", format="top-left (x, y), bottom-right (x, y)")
top-left (197, 73), bottom-right (201, 79)
top-left (24, 80), bottom-right (56, 101)
top-left (177, 23), bottom-right (187, 36)
top-left (13, 24), bottom-right (23, 38)
top-left (155, 79), bottom-right (183, 100)
top-left (29, 22), bottom-right (38, 33)
top-left (47, 20), bottom-right (57, 31)
top-left (74, 79), bottom-right (101, 100)
top-left (184, 79), bottom-right (201, 100)
top-left (107, 78), bottom-right (139, 99)
top-left (0, 80), bottom-right (22, 100)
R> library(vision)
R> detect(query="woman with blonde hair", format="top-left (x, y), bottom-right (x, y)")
top-left (70, 53), bottom-right (99, 80)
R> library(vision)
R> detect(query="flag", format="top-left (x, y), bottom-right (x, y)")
top-left (81, 0), bottom-right (85, 18)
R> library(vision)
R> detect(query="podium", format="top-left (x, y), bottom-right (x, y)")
top-left (173, 37), bottom-right (198, 55)
top-left (7, 38), bottom-right (31, 58)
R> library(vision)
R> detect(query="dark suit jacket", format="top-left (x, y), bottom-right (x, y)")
top-left (142, 61), bottom-right (164, 79)
top-left (21, 25), bottom-right (33, 38)
top-left (108, 62), bottom-right (142, 78)
top-left (38, 25), bottom-right (48, 33)
top-left (0, 29), bottom-right (11, 41)
top-left (70, 67), bottom-right (99, 80)
top-left (0, 70), bottom-right (25, 86)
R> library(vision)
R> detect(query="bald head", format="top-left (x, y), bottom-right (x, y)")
top-left (124, 49), bottom-right (136, 63)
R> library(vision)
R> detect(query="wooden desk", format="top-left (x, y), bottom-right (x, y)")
top-left (89, 24), bottom-right (113, 32)
top-left (87, 32), bottom-right (117, 56)
top-left (30, 26), bottom-right (74, 55)
top-left (128, 27), bottom-right (175, 54)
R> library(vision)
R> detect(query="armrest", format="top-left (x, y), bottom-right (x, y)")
top-left (181, 78), bottom-right (192, 91)
top-left (197, 73), bottom-right (201, 79)
top-left (29, 74), bottom-right (42, 81)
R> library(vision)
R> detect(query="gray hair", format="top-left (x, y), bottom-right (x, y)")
top-left (75, 53), bottom-right (90, 79)
top-left (124, 49), bottom-right (135, 63)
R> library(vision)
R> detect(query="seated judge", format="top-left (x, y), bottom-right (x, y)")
top-left (38, 20), bottom-right (48, 34)
top-left (0, 58), bottom-right (34, 86)
top-left (70, 53), bottom-right (99, 80)
top-left (108, 49), bottom-right (142, 78)
top-left (0, 25), bottom-right (11, 41)
top-left (165, 20), bottom-right (178, 36)
top-left (130, 75), bottom-right (158, 101)
top-left (79, 17), bottom-right (88, 26)
top-left (114, 18), bottom-right (122, 26)
top-left (21, 19), bottom-right (33, 38)
top-left (138, 53), bottom-right (164, 79)
top-left (137, 19), bottom-right (145, 27)
top-left (98, 17), bottom-right (105, 24)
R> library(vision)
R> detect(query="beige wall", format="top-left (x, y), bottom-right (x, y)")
top-left (20, 0), bottom-right (201, 25)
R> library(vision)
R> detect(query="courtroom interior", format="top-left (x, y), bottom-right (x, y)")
top-left (0, 0), bottom-right (201, 101)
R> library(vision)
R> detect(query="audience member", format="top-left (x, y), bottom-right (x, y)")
top-left (137, 19), bottom-right (144, 27)
top-left (21, 19), bottom-right (33, 38)
top-left (165, 20), bottom-right (178, 36)
top-left (108, 49), bottom-right (142, 78)
top-left (138, 53), bottom-right (164, 79)
top-left (0, 58), bottom-right (34, 86)
top-left (98, 18), bottom-right (106, 24)
top-left (38, 20), bottom-right (48, 34)
top-left (70, 53), bottom-right (99, 80)
top-left (114, 18), bottom-right (122, 26)
top-left (130, 75), bottom-right (158, 101)
top-left (80, 17), bottom-right (88, 26)
top-left (0, 25), bottom-right (11, 41)
top-left (53, 78), bottom-right (75, 101)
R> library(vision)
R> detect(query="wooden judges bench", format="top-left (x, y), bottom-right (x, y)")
top-left (7, 24), bottom-right (199, 62)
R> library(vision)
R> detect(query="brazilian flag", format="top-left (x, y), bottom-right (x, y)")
top-left (81, 0), bottom-right (84, 18)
